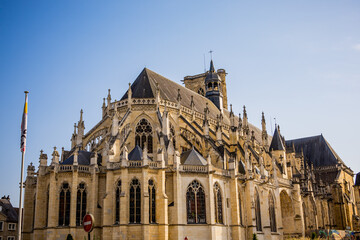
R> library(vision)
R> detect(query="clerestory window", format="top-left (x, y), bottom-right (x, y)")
top-left (186, 180), bottom-right (206, 224)
top-left (135, 119), bottom-right (153, 153)
top-left (255, 191), bottom-right (262, 231)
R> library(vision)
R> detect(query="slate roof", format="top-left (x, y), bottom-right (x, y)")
top-left (119, 67), bottom-right (267, 145)
top-left (128, 145), bottom-right (143, 161)
top-left (0, 197), bottom-right (18, 222)
top-left (205, 60), bottom-right (221, 83)
top-left (269, 126), bottom-right (285, 151)
top-left (315, 169), bottom-right (340, 184)
top-left (61, 150), bottom-right (92, 165)
top-left (285, 135), bottom-right (343, 167)
top-left (181, 148), bottom-right (207, 166)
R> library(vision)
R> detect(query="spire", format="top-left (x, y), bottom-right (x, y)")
top-left (107, 89), bottom-right (111, 107)
top-left (269, 125), bottom-right (284, 151)
top-left (209, 60), bottom-right (215, 73)
top-left (261, 112), bottom-right (268, 149)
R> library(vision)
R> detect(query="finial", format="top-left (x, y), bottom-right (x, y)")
top-left (53, 146), bottom-right (57, 151)
top-left (80, 109), bottom-right (83, 121)
top-left (177, 89), bottom-right (182, 102)
top-left (230, 104), bottom-right (233, 113)
top-left (73, 123), bottom-right (77, 133)
top-left (209, 50), bottom-right (213, 60)
top-left (40, 149), bottom-right (43, 155)
top-left (102, 98), bottom-right (105, 105)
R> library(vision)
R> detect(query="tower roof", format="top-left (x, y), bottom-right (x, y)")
top-left (205, 60), bottom-right (221, 83)
top-left (269, 126), bottom-right (285, 151)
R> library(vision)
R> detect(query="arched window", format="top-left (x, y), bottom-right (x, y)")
top-left (129, 178), bottom-right (141, 223)
top-left (269, 192), bottom-right (276, 232)
top-left (207, 82), bottom-right (212, 90)
top-left (148, 179), bottom-right (156, 223)
top-left (58, 183), bottom-right (71, 226)
top-left (238, 189), bottom-right (243, 225)
top-left (186, 180), bottom-right (206, 224)
top-left (197, 88), bottom-right (205, 96)
top-left (255, 191), bottom-right (262, 231)
top-left (214, 183), bottom-right (223, 224)
top-left (135, 119), bottom-right (153, 153)
top-left (76, 183), bottom-right (87, 226)
top-left (115, 180), bottom-right (121, 224)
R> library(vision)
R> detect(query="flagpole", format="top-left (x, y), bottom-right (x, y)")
top-left (18, 150), bottom-right (25, 240)
top-left (18, 91), bottom-right (28, 240)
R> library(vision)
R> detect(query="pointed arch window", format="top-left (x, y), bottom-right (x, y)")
top-left (197, 88), bottom-right (205, 96)
top-left (238, 189), bottom-right (243, 226)
top-left (186, 180), bottom-right (206, 224)
top-left (269, 193), bottom-right (276, 232)
top-left (135, 119), bottom-right (153, 153)
top-left (214, 183), bottom-right (223, 224)
top-left (45, 186), bottom-right (49, 227)
top-left (129, 178), bottom-right (141, 223)
top-left (115, 180), bottom-right (121, 224)
top-left (58, 183), bottom-right (71, 226)
top-left (76, 183), bottom-right (87, 226)
top-left (148, 179), bottom-right (156, 223)
top-left (255, 191), bottom-right (262, 231)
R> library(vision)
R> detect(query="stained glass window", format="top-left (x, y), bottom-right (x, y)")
top-left (76, 183), bottom-right (87, 226)
top-left (58, 183), bottom-right (70, 226)
top-left (135, 119), bottom-right (153, 153)
top-left (186, 180), bottom-right (206, 224)
top-left (214, 183), bottom-right (223, 224)
top-left (129, 179), bottom-right (141, 223)
top-left (115, 180), bottom-right (121, 224)
top-left (148, 179), bottom-right (156, 223)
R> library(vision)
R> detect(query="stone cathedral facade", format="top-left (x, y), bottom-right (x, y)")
top-left (22, 61), bottom-right (358, 240)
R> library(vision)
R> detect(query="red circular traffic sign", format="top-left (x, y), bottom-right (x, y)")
top-left (83, 214), bottom-right (94, 233)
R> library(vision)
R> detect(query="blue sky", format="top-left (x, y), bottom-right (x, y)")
top-left (0, 0), bottom-right (359, 206)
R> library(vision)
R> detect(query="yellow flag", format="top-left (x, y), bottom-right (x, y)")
top-left (20, 91), bottom-right (28, 152)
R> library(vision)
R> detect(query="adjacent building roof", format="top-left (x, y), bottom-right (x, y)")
top-left (285, 135), bottom-right (343, 167)
top-left (0, 197), bottom-right (18, 223)
top-left (181, 148), bottom-right (207, 166)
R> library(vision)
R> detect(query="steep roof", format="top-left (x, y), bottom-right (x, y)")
top-left (269, 126), bottom-right (285, 151)
top-left (120, 68), bottom-right (229, 123)
top-left (61, 150), bottom-right (92, 165)
top-left (128, 145), bottom-right (143, 161)
top-left (0, 197), bottom-right (18, 222)
top-left (181, 148), bottom-right (207, 166)
top-left (285, 135), bottom-right (343, 167)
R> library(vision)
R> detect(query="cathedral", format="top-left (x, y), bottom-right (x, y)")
top-left (22, 61), bottom-right (359, 240)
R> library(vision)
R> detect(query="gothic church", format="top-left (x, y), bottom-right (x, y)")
top-left (22, 61), bottom-right (358, 240)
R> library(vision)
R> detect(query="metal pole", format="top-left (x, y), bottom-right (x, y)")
top-left (88, 232), bottom-right (90, 240)
top-left (17, 151), bottom-right (25, 240)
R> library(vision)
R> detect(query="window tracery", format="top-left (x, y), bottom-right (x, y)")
top-left (135, 119), bottom-right (153, 153)
top-left (186, 180), bottom-right (206, 224)
top-left (129, 178), bottom-right (141, 223)
top-left (214, 183), bottom-right (223, 224)
top-left (76, 183), bottom-right (87, 226)
top-left (58, 183), bottom-right (71, 226)
top-left (197, 88), bottom-right (205, 96)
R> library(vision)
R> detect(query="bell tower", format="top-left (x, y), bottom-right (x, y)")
top-left (205, 60), bottom-right (223, 112)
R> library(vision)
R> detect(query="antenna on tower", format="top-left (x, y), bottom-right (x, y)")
top-left (203, 53), bottom-right (206, 72)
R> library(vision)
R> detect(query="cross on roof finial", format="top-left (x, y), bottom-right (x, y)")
top-left (209, 50), bottom-right (213, 60)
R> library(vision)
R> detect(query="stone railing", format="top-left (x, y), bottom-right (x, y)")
top-left (78, 165), bottom-right (90, 172)
top-left (129, 161), bottom-right (142, 167)
top-left (149, 161), bottom-right (159, 168)
top-left (180, 165), bottom-right (208, 173)
top-left (59, 165), bottom-right (73, 172)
